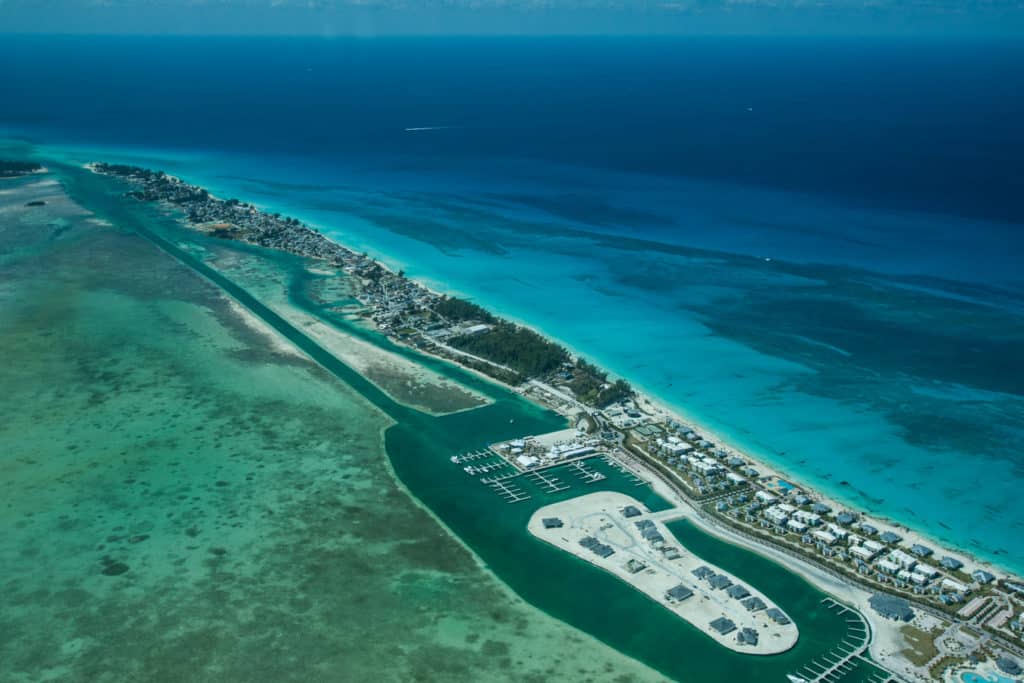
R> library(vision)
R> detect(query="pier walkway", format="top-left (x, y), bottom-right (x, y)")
top-left (788, 598), bottom-right (900, 683)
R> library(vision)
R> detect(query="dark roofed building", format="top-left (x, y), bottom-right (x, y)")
top-left (542, 517), bottom-right (563, 529)
top-left (635, 519), bottom-right (655, 531)
top-left (869, 594), bottom-right (914, 622)
top-left (836, 512), bottom-right (857, 525)
top-left (737, 627), bottom-right (759, 646)
top-left (709, 574), bottom-right (733, 590)
top-left (911, 543), bottom-right (934, 558)
top-left (811, 503), bottom-right (831, 514)
top-left (692, 565), bottom-right (715, 580)
top-left (880, 531), bottom-right (902, 544)
top-left (622, 505), bottom-right (643, 518)
top-left (766, 608), bottom-right (791, 625)
top-left (710, 617), bottom-right (737, 635)
top-left (940, 556), bottom-right (964, 571)
top-left (742, 596), bottom-right (767, 612)
top-left (726, 584), bottom-right (751, 600)
top-left (666, 584), bottom-right (694, 602)
top-left (972, 569), bottom-right (996, 584)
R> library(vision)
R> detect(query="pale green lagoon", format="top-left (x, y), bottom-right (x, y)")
top-left (0, 158), bottom-right (886, 682)
top-left (0, 170), bottom-right (664, 682)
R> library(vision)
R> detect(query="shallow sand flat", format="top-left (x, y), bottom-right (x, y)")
top-left (204, 246), bottom-right (491, 415)
top-left (529, 491), bottom-right (799, 655)
top-left (0, 178), bottom-right (668, 683)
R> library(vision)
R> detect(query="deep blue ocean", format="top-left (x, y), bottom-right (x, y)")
top-left (2, 35), bottom-right (1023, 571)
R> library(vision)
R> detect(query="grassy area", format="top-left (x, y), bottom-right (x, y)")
top-left (901, 625), bottom-right (941, 667)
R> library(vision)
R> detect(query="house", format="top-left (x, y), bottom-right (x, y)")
top-left (911, 543), bottom-right (934, 558)
top-left (811, 503), bottom-right (832, 514)
top-left (742, 596), bottom-right (767, 612)
top-left (692, 565), bottom-right (715, 580)
top-left (755, 490), bottom-right (778, 505)
top-left (726, 584), bottom-right (751, 600)
top-left (709, 574), bottom-right (733, 590)
top-left (836, 512), bottom-right (857, 525)
top-left (710, 617), bottom-right (737, 635)
top-left (972, 570), bottom-right (996, 584)
top-left (621, 505), bottom-right (642, 518)
top-left (542, 517), bottom-right (563, 529)
top-left (869, 594), bottom-right (914, 621)
top-left (859, 523), bottom-right (879, 536)
top-left (880, 531), bottom-right (903, 544)
top-left (766, 608), bottom-right (791, 625)
top-left (737, 627), bottom-right (759, 646)
top-left (940, 556), bottom-right (964, 571)
top-left (666, 584), bottom-right (694, 602)
top-left (942, 578), bottom-right (970, 594)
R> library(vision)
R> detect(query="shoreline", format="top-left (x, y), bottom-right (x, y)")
top-left (81, 160), bottom-right (1024, 581)
top-left (83, 160), bottom-right (1021, 584)
top-left (81, 161), bottom-right (1024, 677)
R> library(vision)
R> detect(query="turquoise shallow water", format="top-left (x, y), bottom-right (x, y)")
top-left (8, 160), bottom-right (892, 682)
top-left (19, 137), bottom-right (1024, 576)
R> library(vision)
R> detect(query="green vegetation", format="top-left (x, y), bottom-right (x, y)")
top-left (900, 625), bottom-right (941, 667)
top-left (568, 359), bottom-right (634, 407)
top-left (434, 296), bottom-right (495, 323)
top-left (0, 160), bottom-right (43, 178)
top-left (450, 321), bottom-right (568, 377)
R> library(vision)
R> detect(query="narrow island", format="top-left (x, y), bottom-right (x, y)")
top-left (529, 490), bottom-right (799, 654)
top-left (88, 162), bottom-right (1024, 681)
top-left (0, 159), bottom-right (45, 179)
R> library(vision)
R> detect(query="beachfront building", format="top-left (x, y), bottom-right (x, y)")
top-left (941, 556), bottom-right (964, 571)
top-left (755, 490), bottom-right (777, 505)
top-left (880, 531), bottom-right (903, 544)
top-left (542, 517), bottom-right (564, 529)
top-left (911, 543), bottom-right (934, 558)
top-left (836, 512), bottom-right (857, 525)
top-left (972, 570), bottom-right (996, 584)
top-left (765, 608), bottom-right (791, 625)
top-left (890, 549), bottom-right (918, 570)
top-left (742, 596), bottom-right (767, 612)
top-left (737, 627), bottom-right (759, 646)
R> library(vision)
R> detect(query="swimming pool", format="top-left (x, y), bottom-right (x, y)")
top-left (961, 671), bottom-right (1020, 683)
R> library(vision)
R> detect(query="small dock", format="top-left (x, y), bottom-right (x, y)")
top-left (787, 598), bottom-right (900, 683)
top-left (601, 455), bottom-right (648, 486)
top-left (569, 460), bottom-right (607, 484)
top-left (451, 449), bottom-right (491, 464)
top-left (526, 469), bottom-right (571, 494)
top-left (488, 478), bottom-right (531, 504)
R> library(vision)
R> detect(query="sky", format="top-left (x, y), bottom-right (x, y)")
top-left (0, 0), bottom-right (1021, 36)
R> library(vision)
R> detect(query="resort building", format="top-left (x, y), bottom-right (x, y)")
top-left (869, 594), bottom-right (914, 622)
top-left (972, 570), bottom-right (996, 584)
top-left (542, 517), bottom-right (564, 529)
top-left (890, 549), bottom-right (918, 570)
